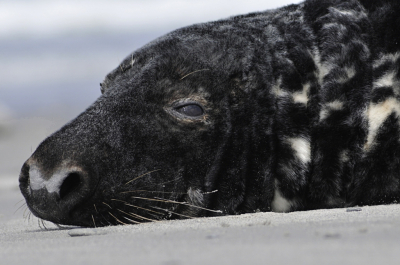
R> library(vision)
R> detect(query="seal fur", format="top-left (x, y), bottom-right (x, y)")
top-left (19, 0), bottom-right (400, 227)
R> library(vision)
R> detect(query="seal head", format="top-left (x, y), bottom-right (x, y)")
top-left (20, 23), bottom-right (276, 226)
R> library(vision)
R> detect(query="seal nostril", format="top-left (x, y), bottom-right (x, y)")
top-left (59, 172), bottom-right (82, 199)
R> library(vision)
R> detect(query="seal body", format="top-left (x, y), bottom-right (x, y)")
top-left (19, 0), bottom-right (400, 227)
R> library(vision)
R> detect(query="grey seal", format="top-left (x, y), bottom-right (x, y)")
top-left (19, 0), bottom-right (400, 227)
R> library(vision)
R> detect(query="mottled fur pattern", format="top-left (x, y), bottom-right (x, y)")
top-left (19, 0), bottom-right (400, 227)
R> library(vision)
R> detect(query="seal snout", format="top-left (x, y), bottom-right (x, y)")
top-left (19, 159), bottom-right (92, 224)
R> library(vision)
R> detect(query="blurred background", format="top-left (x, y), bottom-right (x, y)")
top-left (0, 0), bottom-right (301, 194)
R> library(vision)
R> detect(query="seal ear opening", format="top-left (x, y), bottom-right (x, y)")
top-left (100, 79), bottom-right (110, 94)
top-left (100, 83), bottom-right (105, 94)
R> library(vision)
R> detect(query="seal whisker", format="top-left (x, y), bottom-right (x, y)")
top-left (108, 212), bottom-right (127, 225)
top-left (42, 219), bottom-right (49, 230)
top-left (116, 209), bottom-right (153, 223)
top-left (23, 206), bottom-right (28, 217)
top-left (131, 196), bottom-right (222, 213)
top-left (154, 197), bottom-right (223, 213)
top-left (121, 216), bottom-right (137, 225)
top-left (22, 207), bottom-right (29, 221)
top-left (27, 211), bottom-right (32, 222)
top-left (135, 176), bottom-right (183, 189)
top-left (179, 69), bottom-right (210, 80)
top-left (119, 208), bottom-right (158, 222)
top-left (91, 215), bottom-right (96, 227)
top-left (23, 206), bottom-right (30, 219)
top-left (30, 213), bottom-right (35, 225)
top-left (97, 210), bottom-right (111, 226)
top-left (120, 190), bottom-right (188, 195)
top-left (14, 202), bottom-right (27, 215)
top-left (121, 189), bottom-right (218, 195)
top-left (111, 199), bottom-right (165, 216)
top-left (123, 214), bottom-right (144, 225)
top-left (125, 169), bottom-right (161, 185)
top-left (121, 177), bottom-right (184, 194)
top-left (37, 218), bottom-right (48, 230)
top-left (150, 206), bottom-right (195, 219)
top-left (41, 219), bottom-right (46, 230)
top-left (99, 215), bottom-right (110, 226)
top-left (202, 190), bottom-right (219, 194)
top-left (14, 199), bottom-right (26, 207)
top-left (94, 204), bottom-right (98, 213)
top-left (102, 202), bottom-right (112, 209)
top-left (54, 224), bottom-right (68, 229)
top-left (120, 211), bottom-right (141, 225)
top-left (153, 177), bottom-right (182, 187)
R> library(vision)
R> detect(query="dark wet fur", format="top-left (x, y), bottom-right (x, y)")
top-left (20, 0), bottom-right (400, 227)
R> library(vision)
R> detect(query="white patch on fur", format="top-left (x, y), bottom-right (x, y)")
top-left (28, 165), bottom-right (46, 191)
top-left (286, 137), bottom-right (311, 164)
top-left (331, 8), bottom-right (356, 16)
top-left (187, 187), bottom-right (204, 206)
top-left (130, 57), bottom-right (136, 67)
top-left (264, 24), bottom-right (284, 44)
top-left (271, 180), bottom-right (292, 212)
top-left (317, 58), bottom-right (334, 85)
top-left (374, 71), bottom-right (397, 89)
top-left (272, 77), bottom-right (288, 97)
top-left (320, 64), bottom-right (333, 84)
top-left (319, 111), bottom-right (328, 121)
top-left (292, 82), bottom-right (310, 105)
top-left (29, 165), bottom-right (65, 193)
top-left (340, 149), bottom-right (350, 163)
top-left (29, 164), bottom-right (83, 194)
top-left (345, 66), bottom-right (356, 78)
top-left (309, 48), bottom-right (328, 85)
top-left (319, 100), bottom-right (344, 121)
top-left (337, 66), bottom-right (356, 84)
top-left (330, 7), bottom-right (367, 20)
top-left (365, 98), bottom-right (400, 150)
top-left (373, 52), bottom-right (400, 68)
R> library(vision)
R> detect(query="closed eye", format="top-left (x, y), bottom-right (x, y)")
top-left (174, 104), bottom-right (204, 117)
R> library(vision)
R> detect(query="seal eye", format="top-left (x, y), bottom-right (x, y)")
top-left (174, 104), bottom-right (204, 117)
